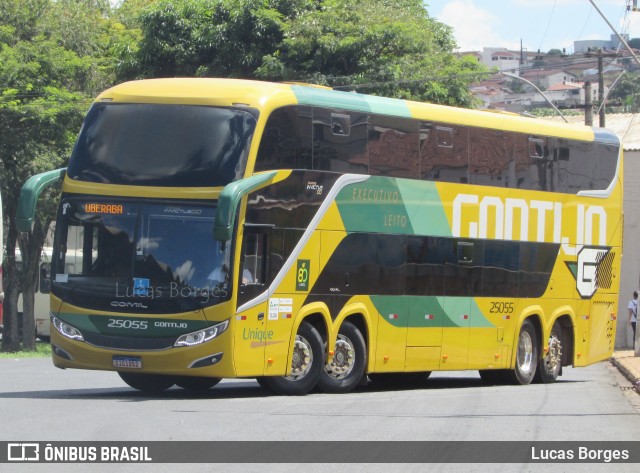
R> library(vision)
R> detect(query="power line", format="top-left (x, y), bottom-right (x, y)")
top-left (537, 0), bottom-right (558, 53)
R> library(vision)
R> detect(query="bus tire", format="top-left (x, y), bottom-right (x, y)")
top-left (317, 321), bottom-right (367, 394)
top-left (512, 319), bottom-right (538, 385)
top-left (535, 320), bottom-right (563, 384)
top-left (257, 321), bottom-right (323, 396)
top-left (174, 376), bottom-right (222, 391)
top-left (118, 372), bottom-right (175, 393)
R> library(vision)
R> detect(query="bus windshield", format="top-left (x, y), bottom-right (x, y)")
top-left (52, 198), bottom-right (232, 313)
top-left (67, 103), bottom-right (257, 187)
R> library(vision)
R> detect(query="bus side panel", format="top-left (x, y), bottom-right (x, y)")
top-left (587, 297), bottom-right (616, 365)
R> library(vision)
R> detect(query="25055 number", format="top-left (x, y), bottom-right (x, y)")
top-left (107, 319), bottom-right (148, 330)
top-left (489, 302), bottom-right (514, 314)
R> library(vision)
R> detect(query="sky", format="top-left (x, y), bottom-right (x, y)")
top-left (426, 0), bottom-right (640, 53)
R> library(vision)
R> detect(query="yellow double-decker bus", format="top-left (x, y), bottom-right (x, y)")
top-left (17, 78), bottom-right (622, 395)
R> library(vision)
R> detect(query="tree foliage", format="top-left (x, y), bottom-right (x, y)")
top-left (607, 72), bottom-right (640, 112)
top-left (0, 0), bottom-right (126, 351)
top-left (119, 0), bottom-right (486, 106)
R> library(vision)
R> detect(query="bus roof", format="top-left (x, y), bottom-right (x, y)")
top-left (96, 78), bottom-right (609, 143)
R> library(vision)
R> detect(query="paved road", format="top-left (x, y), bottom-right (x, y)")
top-left (1, 357), bottom-right (639, 472)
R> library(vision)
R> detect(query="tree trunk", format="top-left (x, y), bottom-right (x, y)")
top-left (1, 286), bottom-right (20, 352)
top-left (21, 285), bottom-right (36, 349)
top-left (17, 216), bottom-right (47, 351)
top-left (2, 217), bottom-right (21, 352)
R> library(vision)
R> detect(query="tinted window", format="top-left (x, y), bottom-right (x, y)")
top-left (406, 236), bottom-right (446, 296)
top-left (443, 240), bottom-right (483, 296)
top-left (368, 115), bottom-right (419, 178)
top-left (311, 233), bottom-right (406, 296)
top-left (255, 106), bottom-right (312, 172)
top-left (482, 240), bottom-right (519, 297)
top-left (556, 140), bottom-right (618, 193)
top-left (420, 123), bottom-right (469, 183)
top-left (313, 109), bottom-right (368, 173)
top-left (518, 241), bottom-right (558, 297)
top-left (469, 128), bottom-right (515, 188)
top-left (514, 135), bottom-right (552, 191)
top-left (68, 103), bottom-right (256, 187)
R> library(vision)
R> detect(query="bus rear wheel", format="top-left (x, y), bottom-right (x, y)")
top-left (257, 321), bottom-right (323, 396)
top-left (535, 321), bottom-right (563, 383)
top-left (118, 372), bottom-right (175, 393)
top-left (317, 321), bottom-right (366, 394)
top-left (512, 319), bottom-right (538, 385)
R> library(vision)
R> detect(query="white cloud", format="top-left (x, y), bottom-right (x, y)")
top-left (438, 0), bottom-right (518, 51)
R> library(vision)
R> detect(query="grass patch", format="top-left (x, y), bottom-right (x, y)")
top-left (0, 341), bottom-right (51, 358)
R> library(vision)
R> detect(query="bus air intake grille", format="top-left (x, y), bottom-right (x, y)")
top-left (596, 250), bottom-right (615, 290)
top-left (83, 333), bottom-right (178, 350)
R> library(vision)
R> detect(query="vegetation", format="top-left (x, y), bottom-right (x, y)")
top-left (0, 340), bottom-right (51, 358)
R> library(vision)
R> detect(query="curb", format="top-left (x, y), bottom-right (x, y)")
top-left (611, 357), bottom-right (640, 394)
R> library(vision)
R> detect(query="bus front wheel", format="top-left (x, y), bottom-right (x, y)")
top-left (317, 321), bottom-right (366, 394)
top-left (257, 321), bottom-right (323, 396)
top-left (118, 372), bottom-right (175, 393)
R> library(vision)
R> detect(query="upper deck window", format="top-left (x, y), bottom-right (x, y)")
top-left (68, 103), bottom-right (257, 187)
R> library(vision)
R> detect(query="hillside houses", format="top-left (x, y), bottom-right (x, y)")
top-left (461, 32), bottom-right (639, 112)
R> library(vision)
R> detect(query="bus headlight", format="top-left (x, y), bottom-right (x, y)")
top-left (52, 314), bottom-right (84, 341)
top-left (174, 319), bottom-right (229, 347)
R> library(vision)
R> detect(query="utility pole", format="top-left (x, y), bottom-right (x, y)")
top-left (586, 48), bottom-right (618, 127)
top-left (598, 50), bottom-right (605, 127)
top-left (584, 81), bottom-right (593, 126)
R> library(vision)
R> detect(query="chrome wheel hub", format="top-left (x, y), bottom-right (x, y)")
top-left (545, 333), bottom-right (562, 373)
top-left (325, 335), bottom-right (355, 379)
top-left (286, 335), bottom-right (313, 380)
top-left (518, 331), bottom-right (534, 375)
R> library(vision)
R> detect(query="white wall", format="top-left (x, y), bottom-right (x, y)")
top-left (617, 149), bottom-right (640, 348)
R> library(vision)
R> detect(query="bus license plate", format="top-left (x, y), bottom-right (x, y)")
top-left (112, 356), bottom-right (142, 369)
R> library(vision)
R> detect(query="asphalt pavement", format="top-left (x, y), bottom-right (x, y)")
top-left (611, 350), bottom-right (640, 393)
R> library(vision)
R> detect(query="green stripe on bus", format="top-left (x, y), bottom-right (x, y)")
top-left (335, 177), bottom-right (451, 236)
top-left (291, 85), bottom-right (412, 117)
top-left (370, 295), bottom-right (494, 328)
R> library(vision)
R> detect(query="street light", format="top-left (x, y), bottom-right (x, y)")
top-left (501, 71), bottom-right (569, 123)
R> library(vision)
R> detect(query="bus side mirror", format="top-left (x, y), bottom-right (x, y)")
top-left (213, 171), bottom-right (277, 242)
top-left (16, 168), bottom-right (67, 233)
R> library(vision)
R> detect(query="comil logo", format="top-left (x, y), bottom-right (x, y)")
top-left (8, 443), bottom-right (39, 461)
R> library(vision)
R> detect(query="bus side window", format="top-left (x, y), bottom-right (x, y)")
top-left (40, 263), bottom-right (51, 294)
top-left (238, 228), bottom-right (270, 303)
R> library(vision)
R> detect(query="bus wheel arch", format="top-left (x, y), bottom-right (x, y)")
top-left (257, 317), bottom-right (325, 396)
top-left (317, 315), bottom-right (368, 394)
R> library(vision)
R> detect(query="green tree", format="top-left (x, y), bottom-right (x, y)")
top-left (121, 0), bottom-right (486, 107)
top-left (257, 0), bottom-right (484, 105)
top-left (0, 0), bottom-right (116, 351)
top-left (628, 38), bottom-right (640, 50)
top-left (120, 0), bottom-right (295, 79)
top-left (607, 72), bottom-right (640, 112)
